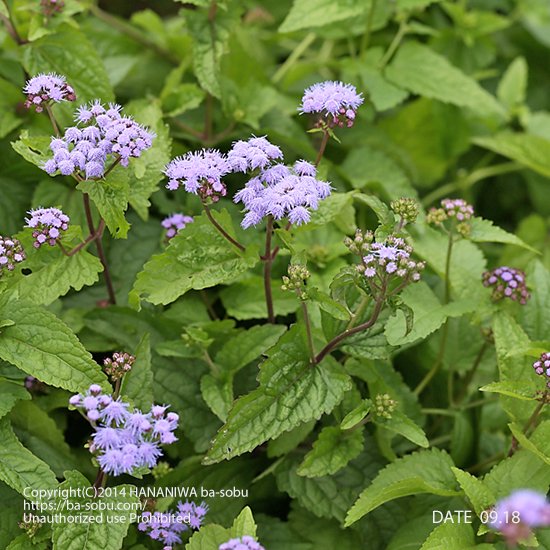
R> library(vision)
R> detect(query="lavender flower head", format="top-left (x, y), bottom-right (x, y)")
top-left (0, 236), bottom-right (26, 276)
top-left (482, 266), bottom-right (530, 305)
top-left (42, 100), bottom-right (154, 179)
top-left (138, 501), bottom-right (208, 548)
top-left (70, 385), bottom-right (178, 476)
top-left (227, 136), bottom-right (283, 173)
top-left (162, 213), bottom-right (194, 240)
top-left (299, 81), bottom-right (363, 128)
top-left (489, 489), bottom-right (550, 545)
top-left (234, 160), bottom-right (331, 228)
top-left (23, 73), bottom-right (75, 112)
top-left (25, 207), bottom-right (69, 248)
top-left (164, 149), bottom-right (230, 202)
top-left (426, 198), bottom-right (474, 236)
top-left (219, 536), bottom-right (265, 550)
top-left (532, 351), bottom-right (550, 388)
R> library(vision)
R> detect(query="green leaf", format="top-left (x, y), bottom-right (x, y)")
top-left (420, 522), bottom-right (475, 550)
top-left (385, 42), bottom-right (505, 119)
top-left (497, 57), bottom-right (528, 112)
top-left (452, 467), bottom-right (495, 515)
top-left (0, 416), bottom-right (57, 495)
top-left (397, 0), bottom-right (442, 10)
top-left (521, 260), bottom-right (550, 340)
top-left (345, 448), bottom-right (459, 526)
top-left (204, 325), bottom-right (351, 463)
top-left (479, 380), bottom-right (538, 401)
top-left (11, 131), bottom-right (50, 168)
top-left (9, 250), bottom-right (103, 306)
top-left (297, 426), bottom-right (364, 477)
top-left (469, 217), bottom-right (537, 252)
top-left (132, 211), bottom-right (259, 306)
top-left (120, 333), bottom-right (153, 410)
top-left (0, 300), bottom-right (108, 393)
top-left (51, 470), bottom-right (140, 550)
top-left (341, 399), bottom-right (372, 430)
top-left (375, 410), bottom-right (429, 448)
top-left (508, 421), bottom-right (550, 465)
top-left (280, 0), bottom-right (368, 33)
top-left (161, 82), bottom-right (205, 117)
top-left (77, 167), bottom-right (130, 239)
top-left (185, 525), bottom-right (232, 550)
top-left (200, 373), bottom-right (233, 422)
top-left (0, 378), bottom-right (30, 421)
top-left (229, 506), bottom-right (258, 538)
top-left (267, 420), bottom-right (316, 458)
top-left (22, 24), bottom-right (113, 102)
top-left (308, 287), bottom-right (350, 321)
top-left (473, 132), bottom-right (550, 178)
top-left (385, 282), bottom-right (477, 346)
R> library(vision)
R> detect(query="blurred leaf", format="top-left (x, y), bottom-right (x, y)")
top-left (497, 57), bottom-right (528, 112)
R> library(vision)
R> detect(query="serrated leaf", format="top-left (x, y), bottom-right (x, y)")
top-left (307, 287), bottom-right (350, 321)
top-left (297, 426), bottom-right (364, 478)
top-left (0, 300), bottom-right (108, 393)
top-left (0, 378), bottom-right (30, 421)
top-left (205, 325), bottom-right (351, 463)
top-left (229, 506), bottom-right (258, 538)
top-left (386, 42), bottom-right (505, 119)
top-left (120, 333), bottom-right (153, 410)
top-left (508, 421), bottom-right (550, 465)
top-left (469, 217), bottom-right (537, 252)
top-left (0, 416), bottom-right (57, 494)
top-left (345, 448), bottom-right (459, 525)
top-left (161, 82), bottom-right (205, 118)
top-left (452, 467), bottom-right (495, 515)
top-left (420, 521), bottom-right (475, 550)
top-left (201, 374), bottom-right (233, 422)
top-left (11, 131), bottom-right (50, 168)
top-left (375, 410), bottom-right (429, 448)
top-left (521, 260), bottom-right (550, 340)
top-left (132, 211), bottom-right (259, 306)
top-left (185, 525), bottom-right (232, 550)
top-left (479, 381), bottom-right (538, 401)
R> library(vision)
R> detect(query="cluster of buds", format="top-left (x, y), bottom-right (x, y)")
top-left (427, 198), bottom-right (474, 237)
top-left (18, 517), bottom-right (41, 538)
top-left (23, 73), bottom-right (75, 112)
top-left (532, 352), bottom-right (550, 389)
top-left (344, 228), bottom-right (374, 256)
top-left (482, 266), bottom-right (530, 305)
top-left (374, 394), bottom-right (397, 419)
top-left (0, 236), bottom-right (26, 276)
top-left (103, 352), bottom-right (135, 381)
top-left (281, 264), bottom-right (310, 299)
top-left (390, 197), bottom-right (419, 226)
top-left (25, 207), bottom-right (69, 248)
top-left (41, 0), bottom-right (64, 18)
top-left (151, 461), bottom-right (172, 480)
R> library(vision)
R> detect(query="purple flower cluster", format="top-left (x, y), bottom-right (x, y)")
top-left (164, 149), bottom-right (230, 202)
top-left (25, 207), bottom-right (69, 248)
top-left (41, 0), bottom-right (64, 17)
top-left (489, 489), bottom-right (550, 545)
top-left (532, 352), bottom-right (550, 388)
top-left (358, 234), bottom-right (424, 283)
top-left (233, 159), bottom-right (331, 228)
top-left (138, 501), bottom-right (208, 549)
top-left (43, 100), bottom-right (154, 179)
top-left (0, 236), bottom-right (25, 275)
top-left (482, 266), bottom-right (530, 305)
top-left (219, 536), bottom-right (265, 550)
top-left (299, 81), bottom-right (363, 128)
top-left (441, 198), bottom-right (474, 221)
top-left (69, 384), bottom-right (178, 476)
top-left (162, 213), bottom-right (194, 239)
top-left (227, 136), bottom-right (283, 172)
top-left (23, 73), bottom-right (76, 112)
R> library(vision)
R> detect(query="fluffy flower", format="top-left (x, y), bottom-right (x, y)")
top-left (219, 536), bottom-right (265, 550)
top-left (164, 149), bottom-right (230, 202)
top-left (299, 81), bottom-right (363, 128)
top-left (0, 236), bottom-right (26, 275)
top-left (25, 207), bottom-right (69, 248)
top-left (42, 101), bottom-right (154, 178)
top-left (234, 160), bottom-right (331, 228)
top-left (482, 266), bottom-right (530, 305)
top-left (227, 136), bottom-right (283, 172)
top-left (23, 73), bottom-right (76, 111)
top-left (70, 384), bottom-right (178, 476)
top-left (161, 213), bottom-right (194, 240)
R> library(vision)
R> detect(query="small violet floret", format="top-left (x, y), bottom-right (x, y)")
top-left (161, 213), bottom-right (194, 240)
top-left (25, 207), bottom-right (69, 248)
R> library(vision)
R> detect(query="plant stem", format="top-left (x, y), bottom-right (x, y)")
top-left (44, 104), bottom-right (60, 136)
top-left (378, 20), bottom-right (407, 69)
top-left (93, 469), bottom-right (107, 490)
top-left (272, 33), bottom-right (316, 84)
top-left (57, 222), bottom-right (103, 256)
top-left (360, 0), bottom-right (377, 56)
top-left (202, 202), bottom-right (245, 252)
top-left (0, 1), bottom-right (26, 45)
top-left (454, 340), bottom-right (489, 405)
top-left (204, 93), bottom-right (213, 142)
top-left (315, 292), bottom-right (385, 364)
top-left (314, 130), bottom-right (330, 167)
top-left (507, 396), bottom-right (547, 457)
top-left (199, 290), bottom-right (218, 320)
top-left (301, 300), bottom-right (315, 362)
top-left (94, 223), bottom-right (116, 305)
top-left (444, 230), bottom-right (453, 304)
top-left (83, 193), bottom-right (96, 235)
top-left (263, 216), bottom-right (275, 323)
top-left (170, 118), bottom-right (204, 140)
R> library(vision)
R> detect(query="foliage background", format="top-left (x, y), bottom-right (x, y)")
top-left (1, 0), bottom-right (550, 548)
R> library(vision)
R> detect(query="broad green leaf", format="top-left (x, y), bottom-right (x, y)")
top-left (452, 467), bottom-right (495, 515)
top-left (450, 412), bottom-right (474, 467)
top-left (267, 420), bottom-right (316, 458)
top-left (9, 250), bottom-right (103, 306)
top-left (345, 448), bottom-right (459, 525)
top-left (508, 421), bottom-right (550, 465)
top-left (304, 191), bottom-right (356, 229)
top-left (497, 57), bottom-right (528, 111)
top-left (397, 0), bottom-right (442, 9)
top-left (420, 521), bottom-right (475, 549)
top-left (11, 131), bottom-right (50, 168)
top-left (0, 416), bottom-right (57, 494)
top-left (375, 410), bottom-right (429, 448)
top-left (77, 167), bottom-right (130, 239)
top-left (185, 525), bottom-right (231, 550)
top-left (0, 378), bottom-right (30, 421)
top-left (161, 82), bottom-right (205, 117)
top-left (385, 282), bottom-right (477, 346)
top-left (0, 484), bottom-right (24, 550)
top-left (280, 0), bottom-right (368, 33)
top-left (307, 287), bottom-right (350, 321)
top-left (297, 426), bottom-right (364, 477)
top-left (473, 132), bottom-right (550, 178)
top-left (469, 217), bottom-right (537, 252)
top-left (22, 24), bottom-right (114, 102)
top-left (480, 380), bottom-right (538, 401)
top-left (229, 507), bottom-right (258, 538)
top-left (521, 260), bottom-right (550, 340)
top-left (205, 325), bottom-right (351, 463)
top-left (51, 470), bottom-right (139, 550)
top-left (0, 300), bottom-right (107, 393)
top-left (386, 42), bottom-right (505, 119)
top-left (132, 211), bottom-right (259, 306)
top-left (120, 333), bottom-right (153, 410)
top-left (200, 373), bottom-right (233, 422)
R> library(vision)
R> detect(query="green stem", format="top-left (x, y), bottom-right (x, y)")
top-left (360, 0), bottom-right (377, 56)
top-left (314, 130), bottom-right (330, 167)
top-left (454, 340), bottom-right (489, 405)
top-left (263, 216), bottom-right (275, 324)
top-left (301, 300), bottom-right (315, 362)
top-left (272, 33), bottom-right (316, 84)
top-left (378, 20), bottom-right (408, 69)
top-left (203, 350), bottom-right (220, 376)
top-left (44, 104), bottom-right (60, 137)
